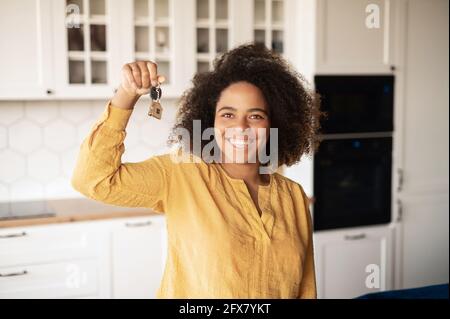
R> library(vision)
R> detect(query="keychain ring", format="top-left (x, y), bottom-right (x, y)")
top-left (148, 83), bottom-right (163, 120)
top-left (151, 84), bottom-right (162, 101)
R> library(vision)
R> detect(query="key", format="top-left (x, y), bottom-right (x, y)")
top-left (148, 85), bottom-right (163, 119)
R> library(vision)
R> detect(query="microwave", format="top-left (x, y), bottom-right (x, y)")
top-left (314, 75), bottom-right (394, 134)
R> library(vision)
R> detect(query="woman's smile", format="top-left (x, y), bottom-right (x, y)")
top-left (225, 135), bottom-right (256, 149)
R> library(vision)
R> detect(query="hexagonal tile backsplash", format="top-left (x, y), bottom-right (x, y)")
top-left (0, 98), bottom-right (177, 202)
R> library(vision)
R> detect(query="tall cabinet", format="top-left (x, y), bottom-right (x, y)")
top-left (312, 0), bottom-right (449, 298)
top-left (395, 0), bottom-right (449, 289)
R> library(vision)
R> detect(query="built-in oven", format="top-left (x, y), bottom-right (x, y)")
top-left (312, 75), bottom-right (395, 231)
top-left (314, 75), bottom-right (394, 134)
top-left (313, 137), bottom-right (392, 231)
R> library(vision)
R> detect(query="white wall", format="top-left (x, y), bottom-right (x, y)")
top-left (0, 98), bottom-right (178, 202)
top-left (282, 0), bottom-right (317, 197)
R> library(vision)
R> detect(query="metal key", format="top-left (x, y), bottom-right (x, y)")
top-left (148, 85), bottom-right (163, 119)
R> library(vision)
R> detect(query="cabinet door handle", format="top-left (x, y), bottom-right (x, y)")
top-left (344, 233), bottom-right (366, 240)
top-left (125, 221), bottom-right (152, 228)
top-left (397, 168), bottom-right (404, 192)
top-left (396, 199), bottom-right (403, 222)
top-left (0, 231), bottom-right (27, 239)
top-left (0, 270), bottom-right (28, 277)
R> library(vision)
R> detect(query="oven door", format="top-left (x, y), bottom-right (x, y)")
top-left (313, 137), bottom-right (392, 231)
top-left (314, 75), bottom-right (394, 134)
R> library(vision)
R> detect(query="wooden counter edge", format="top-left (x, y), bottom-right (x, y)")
top-left (0, 210), bottom-right (162, 229)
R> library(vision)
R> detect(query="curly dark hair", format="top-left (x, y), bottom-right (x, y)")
top-left (169, 43), bottom-right (323, 167)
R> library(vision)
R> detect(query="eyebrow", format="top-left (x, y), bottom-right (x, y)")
top-left (217, 105), bottom-right (269, 115)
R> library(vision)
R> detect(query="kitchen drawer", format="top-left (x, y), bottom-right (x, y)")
top-left (0, 259), bottom-right (99, 298)
top-left (0, 223), bottom-right (104, 267)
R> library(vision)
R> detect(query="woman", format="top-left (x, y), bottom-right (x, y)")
top-left (72, 43), bottom-right (322, 298)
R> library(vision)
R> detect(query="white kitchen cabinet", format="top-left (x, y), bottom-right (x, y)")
top-left (119, 0), bottom-right (196, 98)
top-left (315, 0), bottom-right (399, 74)
top-left (311, 0), bottom-right (449, 296)
top-left (0, 0), bottom-right (123, 100)
top-left (193, 0), bottom-right (297, 72)
top-left (0, 221), bottom-right (103, 268)
top-left (51, 0), bottom-right (126, 99)
top-left (0, 0), bottom-right (302, 100)
top-left (0, 0), bottom-right (190, 99)
top-left (194, 0), bottom-right (253, 72)
top-left (0, 0), bottom-right (54, 99)
top-left (252, 0), bottom-right (286, 54)
top-left (0, 259), bottom-right (100, 299)
top-left (313, 225), bottom-right (395, 299)
top-left (53, 0), bottom-right (193, 98)
top-left (393, 0), bottom-right (449, 290)
top-left (0, 221), bottom-right (110, 298)
top-left (0, 215), bottom-right (167, 299)
top-left (110, 215), bottom-right (167, 299)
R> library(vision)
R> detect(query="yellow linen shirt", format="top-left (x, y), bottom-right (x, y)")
top-left (71, 101), bottom-right (317, 299)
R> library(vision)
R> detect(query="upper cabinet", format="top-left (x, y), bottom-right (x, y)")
top-left (315, 0), bottom-right (399, 74)
top-left (52, 0), bottom-right (122, 98)
top-left (0, 0), bottom-right (298, 100)
top-left (0, 0), bottom-right (54, 99)
top-left (193, 0), bottom-right (296, 72)
top-left (132, 0), bottom-right (172, 84)
top-left (253, 0), bottom-right (285, 54)
top-left (195, 0), bottom-right (232, 72)
top-left (119, 0), bottom-right (196, 98)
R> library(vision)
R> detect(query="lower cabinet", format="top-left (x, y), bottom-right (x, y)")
top-left (0, 259), bottom-right (100, 298)
top-left (0, 215), bottom-right (167, 299)
top-left (0, 216), bottom-right (396, 299)
top-left (313, 225), bottom-right (395, 299)
top-left (111, 217), bottom-right (167, 299)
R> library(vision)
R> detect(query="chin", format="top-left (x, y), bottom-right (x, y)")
top-left (221, 148), bottom-right (260, 164)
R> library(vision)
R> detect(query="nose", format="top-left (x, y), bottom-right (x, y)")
top-left (226, 120), bottom-right (254, 140)
top-left (234, 117), bottom-right (250, 131)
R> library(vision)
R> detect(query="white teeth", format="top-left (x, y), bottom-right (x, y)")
top-left (226, 138), bottom-right (255, 149)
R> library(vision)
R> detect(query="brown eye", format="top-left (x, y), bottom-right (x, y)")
top-left (250, 114), bottom-right (264, 119)
top-left (222, 113), bottom-right (233, 118)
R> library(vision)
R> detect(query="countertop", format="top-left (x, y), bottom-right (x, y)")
top-left (0, 197), bottom-right (160, 229)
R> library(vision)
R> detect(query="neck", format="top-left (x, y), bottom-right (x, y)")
top-left (219, 162), bottom-right (270, 186)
